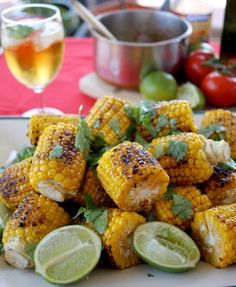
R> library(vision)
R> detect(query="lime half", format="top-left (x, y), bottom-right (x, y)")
top-left (133, 222), bottom-right (200, 272)
top-left (0, 202), bottom-right (12, 227)
top-left (177, 82), bottom-right (205, 110)
top-left (34, 225), bottom-right (102, 285)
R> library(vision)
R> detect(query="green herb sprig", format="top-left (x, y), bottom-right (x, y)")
top-left (49, 145), bottom-right (63, 159)
top-left (7, 25), bottom-right (34, 39)
top-left (73, 194), bottom-right (108, 235)
top-left (199, 123), bottom-right (226, 141)
top-left (164, 185), bottom-right (193, 220)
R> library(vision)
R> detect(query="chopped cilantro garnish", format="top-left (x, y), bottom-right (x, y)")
top-left (153, 143), bottom-right (163, 159)
top-left (199, 123), bottom-right (226, 141)
top-left (172, 194), bottom-right (193, 220)
top-left (218, 159), bottom-right (236, 171)
top-left (164, 185), bottom-right (175, 200)
top-left (7, 25), bottom-right (34, 39)
top-left (108, 117), bottom-right (120, 136)
top-left (135, 133), bottom-right (149, 149)
top-left (93, 120), bottom-right (101, 129)
top-left (75, 114), bottom-right (94, 157)
top-left (164, 185), bottom-right (193, 220)
top-left (49, 145), bottom-right (63, 159)
top-left (120, 123), bottom-right (136, 142)
top-left (73, 194), bottom-right (108, 235)
top-left (155, 114), bottom-right (169, 134)
top-left (167, 140), bottom-right (188, 161)
top-left (11, 146), bottom-right (35, 164)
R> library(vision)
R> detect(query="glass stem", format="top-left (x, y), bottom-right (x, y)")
top-left (34, 87), bottom-right (44, 113)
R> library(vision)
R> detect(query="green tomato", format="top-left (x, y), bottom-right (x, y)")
top-left (140, 71), bottom-right (177, 102)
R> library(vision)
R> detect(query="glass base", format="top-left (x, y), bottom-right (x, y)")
top-left (22, 107), bottom-right (64, 117)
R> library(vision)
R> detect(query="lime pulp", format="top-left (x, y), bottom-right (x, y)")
top-left (177, 82), bottom-right (206, 110)
top-left (34, 225), bottom-right (102, 285)
top-left (133, 221), bottom-right (200, 273)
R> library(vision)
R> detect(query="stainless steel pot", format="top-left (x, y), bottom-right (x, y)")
top-left (93, 9), bottom-right (192, 89)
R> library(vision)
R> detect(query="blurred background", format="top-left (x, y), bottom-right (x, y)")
top-left (0, 0), bottom-right (226, 40)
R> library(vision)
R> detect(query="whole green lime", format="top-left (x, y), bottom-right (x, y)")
top-left (140, 71), bottom-right (177, 102)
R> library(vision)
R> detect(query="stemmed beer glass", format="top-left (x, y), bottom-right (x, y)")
top-left (1, 4), bottom-right (65, 116)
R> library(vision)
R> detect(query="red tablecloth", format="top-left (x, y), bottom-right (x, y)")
top-left (0, 37), bottom-right (220, 116)
top-left (0, 37), bottom-right (96, 116)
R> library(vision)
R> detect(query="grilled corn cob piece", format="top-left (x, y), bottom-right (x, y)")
top-left (201, 109), bottom-right (236, 159)
top-left (148, 133), bottom-right (230, 185)
top-left (201, 166), bottom-right (236, 206)
top-left (97, 141), bottom-right (169, 212)
top-left (191, 204), bottom-right (236, 268)
top-left (103, 208), bottom-right (146, 269)
top-left (2, 193), bottom-right (70, 269)
top-left (85, 96), bottom-right (131, 145)
top-left (74, 166), bottom-right (114, 207)
top-left (154, 186), bottom-right (211, 230)
top-left (27, 114), bottom-right (78, 146)
top-left (0, 158), bottom-right (35, 210)
top-left (137, 100), bottom-right (197, 140)
top-left (29, 123), bottom-right (86, 202)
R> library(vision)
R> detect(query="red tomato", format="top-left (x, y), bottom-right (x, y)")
top-left (184, 50), bottom-right (215, 86)
top-left (201, 71), bottom-right (236, 107)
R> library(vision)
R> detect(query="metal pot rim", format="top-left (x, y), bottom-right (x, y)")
top-left (92, 9), bottom-right (192, 47)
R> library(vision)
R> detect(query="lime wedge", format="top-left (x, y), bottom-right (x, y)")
top-left (133, 222), bottom-right (200, 272)
top-left (34, 225), bottom-right (102, 285)
top-left (177, 82), bottom-right (205, 110)
top-left (0, 202), bottom-right (12, 227)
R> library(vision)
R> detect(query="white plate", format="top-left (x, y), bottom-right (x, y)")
top-left (0, 116), bottom-right (236, 287)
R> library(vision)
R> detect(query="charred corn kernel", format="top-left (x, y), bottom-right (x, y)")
top-left (137, 100), bottom-right (197, 140)
top-left (0, 158), bottom-right (35, 210)
top-left (27, 114), bottom-right (78, 146)
top-left (154, 186), bottom-right (211, 230)
top-left (201, 166), bottom-right (236, 207)
top-left (102, 208), bottom-right (146, 269)
top-left (97, 141), bottom-right (169, 212)
top-left (29, 123), bottom-right (86, 202)
top-left (148, 133), bottom-right (230, 185)
top-left (191, 204), bottom-right (236, 268)
top-left (2, 193), bottom-right (70, 269)
top-left (86, 96), bottom-right (131, 145)
top-left (201, 109), bottom-right (236, 159)
top-left (74, 167), bottom-right (114, 207)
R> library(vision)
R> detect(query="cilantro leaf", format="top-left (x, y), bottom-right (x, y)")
top-left (72, 207), bottom-right (86, 220)
top-left (93, 209), bottom-right (108, 235)
top-left (93, 120), bottom-right (101, 129)
top-left (167, 140), bottom-right (188, 161)
top-left (164, 185), bottom-right (175, 200)
top-left (199, 123), bottom-right (226, 140)
top-left (73, 194), bottom-right (108, 235)
top-left (49, 145), bottom-right (63, 158)
top-left (153, 143), bottom-right (163, 159)
top-left (12, 146), bottom-right (35, 164)
top-left (218, 159), bottom-right (236, 171)
top-left (0, 167), bottom-right (5, 173)
top-left (172, 194), bottom-right (193, 220)
top-left (135, 133), bottom-right (149, 149)
top-left (124, 104), bottom-right (139, 123)
top-left (120, 123), bottom-right (136, 142)
top-left (155, 114), bottom-right (169, 134)
top-left (25, 243), bottom-right (37, 260)
top-left (7, 25), bottom-right (34, 39)
top-left (75, 115), bottom-right (94, 157)
top-left (108, 117), bottom-right (120, 136)
top-left (84, 193), bottom-right (96, 209)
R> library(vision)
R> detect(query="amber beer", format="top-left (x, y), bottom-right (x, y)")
top-left (2, 20), bottom-right (64, 91)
